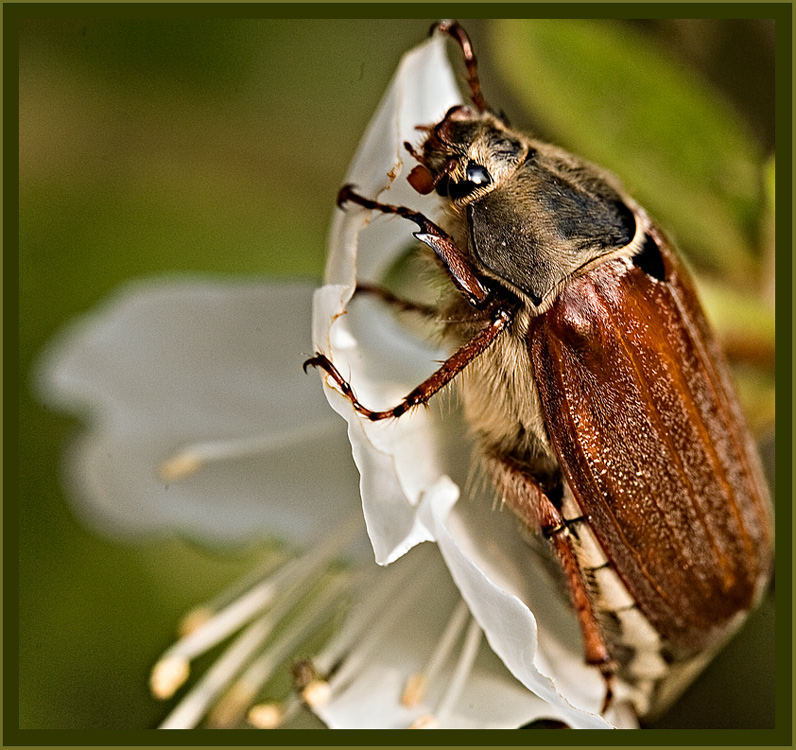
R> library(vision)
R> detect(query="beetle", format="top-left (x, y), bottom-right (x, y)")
top-left (305, 21), bottom-right (773, 720)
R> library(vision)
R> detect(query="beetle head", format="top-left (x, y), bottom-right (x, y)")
top-left (408, 106), bottom-right (529, 204)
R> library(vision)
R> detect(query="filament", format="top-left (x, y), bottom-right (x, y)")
top-left (158, 421), bottom-right (338, 481)
top-left (288, 563), bottom-right (424, 712)
top-left (402, 598), bottom-right (469, 706)
top-left (177, 551), bottom-right (287, 636)
top-left (435, 616), bottom-right (482, 724)
top-left (150, 516), bottom-right (362, 700)
top-left (207, 576), bottom-right (348, 727)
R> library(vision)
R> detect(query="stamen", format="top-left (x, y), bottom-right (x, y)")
top-left (409, 714), bottom-right (440, 729)
top-left (306, 554), bottom-right (428, 706)
top-left (178, 551), bottom-right (287, 637)
top-left (158, 612), bottom-right (278, 729)
top-left (248, 694), bottom-right (303, 729)
top-left (207, 576), bottom-right (348, 728)
top-left (157, 421), bottom-right (338, 481)
top-left (401, 598), bottom-right (469, 706)
top-left (401, 674), bottom-right (427, 710)
top-left (158, 451), bottom-right (204, 481)
top-left (301, 679), bottom-right (332, 709)
top-left (177, 607), bottom-right (213, 638)
top-left (150, 656), bottom-right (190, 701)
top-left (151, 516), bottom-right (363, 699)
top-left (434, 616), bottom-right (483, 725)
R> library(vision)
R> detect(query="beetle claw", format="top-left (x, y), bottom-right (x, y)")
top-left (336, 184), bottom-right (356, 208)
top-left (599, 667), bottom-right (614, 715)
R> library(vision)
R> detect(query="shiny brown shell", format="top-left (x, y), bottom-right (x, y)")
top-left (529, 224), bottom-right (774, 655)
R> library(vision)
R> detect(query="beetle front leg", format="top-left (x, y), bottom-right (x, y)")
top-left (484, 453), bottom-right (616, 713)
top-left (338, 185), bottom-right (491, 308)
top-left (305, 306), bottom-right (513, 421)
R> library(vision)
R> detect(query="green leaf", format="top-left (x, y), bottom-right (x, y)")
top-left (694, 275), bottom-right (775, 347)
top-left (489, 19), bottom-right (764, 283)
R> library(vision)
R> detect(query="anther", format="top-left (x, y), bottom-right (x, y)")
top-left (150, 655), bottom-right (190, 700)
top-left (246, 703), bottom-right (284, 729)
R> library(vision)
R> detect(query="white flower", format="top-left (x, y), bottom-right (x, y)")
top-left (35, 32), bottom-right (638, 729)
top-left (310, 33), bottom-right (634, 728)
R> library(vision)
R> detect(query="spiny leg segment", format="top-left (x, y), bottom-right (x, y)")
top-left (337, 186), bottom-right (491, 309)
top-left (306, 185), bottom-right (511, 420)
top-left (483, 452), bottom-right (616, 713)
top-left (432, 21), bottom-right (489, 114)
top-left (304, 307), bottom-right (512, 421)
top-left (353, 282), bottom-right (439, 319)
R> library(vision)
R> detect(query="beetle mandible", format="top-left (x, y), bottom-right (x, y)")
top-left (305, 21), bottom-right (774, 721)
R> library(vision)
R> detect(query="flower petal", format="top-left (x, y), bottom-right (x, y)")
top-left (418, 478), bottom-right (632, 729)
top-left (312, 33), bottom-right (465, 563)
top-left (314, 544), bottom-right (578, 729)
top-left (324, 33), bottom-right (464, 287)
top-left (312, 31), bottom-right (639, 726)
top-left (36, 277), bottom-right (360, 544)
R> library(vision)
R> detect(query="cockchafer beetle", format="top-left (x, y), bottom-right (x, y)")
top-left (305, 21), bottom-right (774, 721)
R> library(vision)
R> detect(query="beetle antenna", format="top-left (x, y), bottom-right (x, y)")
top-left (431, 20), bottom-right (489, 113)
top-left (403, 140), bottom-right (422, 160)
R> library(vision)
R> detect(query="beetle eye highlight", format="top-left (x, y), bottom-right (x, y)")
top-left (465, 163), bottom-right (491, 186)
top-left (448, 163), bottom-right (492, 200)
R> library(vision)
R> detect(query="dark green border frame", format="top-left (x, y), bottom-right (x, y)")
top-left (6, 2), bottom-right (792, 748)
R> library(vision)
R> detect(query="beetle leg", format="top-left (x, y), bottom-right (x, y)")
top-left (546, 524), bottom-right (615, 714)
top-left (338, 185), bottom-right (491, 308)
top-left (304, 306), bottom-right (513, 421)
top-left (431, 21), bottom-right (489, 114)
top-left (484, 453), bottom-right (616, 712)
top-left (353, 282), bottom-right (439, 319)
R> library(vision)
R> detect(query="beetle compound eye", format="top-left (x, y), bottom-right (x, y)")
top-left (465, 163), bottom-right (491, 186)
top-left (449, 163), bottom-right (492, 200)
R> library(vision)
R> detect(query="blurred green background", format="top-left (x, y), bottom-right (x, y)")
top-left (18, 17), bottom-right (777, 731)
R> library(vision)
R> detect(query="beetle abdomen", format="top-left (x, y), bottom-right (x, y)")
top-left (529, 230), bottom-right (773, 655)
